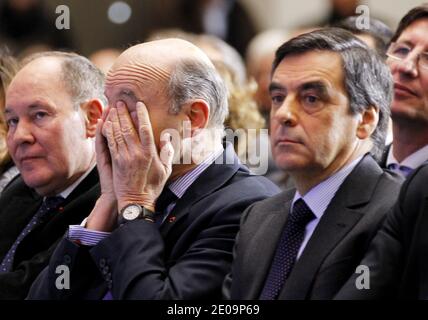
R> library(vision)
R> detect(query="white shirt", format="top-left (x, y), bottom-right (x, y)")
top-left (292, 156), bottom-right (363, 259)
top-left (52, 163), bottom-right (96, 200)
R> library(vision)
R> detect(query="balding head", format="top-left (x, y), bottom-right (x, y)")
top-left (105, 38), bottom-right (228, 130)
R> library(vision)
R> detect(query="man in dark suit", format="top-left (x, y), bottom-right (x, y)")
top-left (223, 28), bottom-right (404, 300)
top-left (28, 39), bottom-right (280, 300)
top-left (335, 161), bottom-right (428, 299)
top-left (0, 52), bottom-right (105, 299)
top-left (379, 4), bottom-right (428, 176)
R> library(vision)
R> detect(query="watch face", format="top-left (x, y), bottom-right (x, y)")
top-left (122, 205), bottom-right (142, 220)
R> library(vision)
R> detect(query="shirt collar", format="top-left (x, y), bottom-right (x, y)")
top-left (292, 156), bottom-right (363, 219)
top-left (168, 145), bottom-right (224, 199)
top-left (387, 144), bottom-right (428, 170)
top-left (56, 163), bottom-right (96, 200)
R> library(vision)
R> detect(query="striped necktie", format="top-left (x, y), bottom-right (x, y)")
top-left (0, 196), bottom-right (64, 272)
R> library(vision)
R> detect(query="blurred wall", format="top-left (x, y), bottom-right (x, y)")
top-left (242, 0), bottom-right (428, 30)
top-left (42, 0), bottom-right (428, 56)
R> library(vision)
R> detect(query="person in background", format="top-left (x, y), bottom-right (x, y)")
top-left (89, 48), bottom-right (122, 75)
top-left (333, 16), bottom-right (393, 58)
top-left (378, 4), bottom-right (428, 177)
top-left (0, 47), bottom-right (19, 193)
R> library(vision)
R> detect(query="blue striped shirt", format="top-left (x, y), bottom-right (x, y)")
top-left (293, 156), bottom-right (363, 259)
top-left (68, 147), bottom-right (224, 246)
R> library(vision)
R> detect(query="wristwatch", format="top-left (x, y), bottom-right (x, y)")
top-left (118, 204), bottom-right (156, 225)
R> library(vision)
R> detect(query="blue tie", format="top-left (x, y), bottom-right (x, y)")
top-left (259, 199), bottom-right (315, 300)
top-left (0, 196), bottom-right (64, 273)
top-left (388, 163), bottom-right (413, 177)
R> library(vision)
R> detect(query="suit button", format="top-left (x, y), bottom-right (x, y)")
top-left (102, 266), bottom-right (109, 275)
top-left (63, 255), bottom-right (72, 264)
top-left (99, 258), bottom-right (106, 268)
top-left (107, 280), bottom-right (113, 289)
top-left (106, 273), bottom-right (112, 281)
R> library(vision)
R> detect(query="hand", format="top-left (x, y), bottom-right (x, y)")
top-left (96, 108), bottom-right (115, 201)
top-left (85, 107), bottom-right (118, 232)
top-left (104, 100), bottom-right (174, 212)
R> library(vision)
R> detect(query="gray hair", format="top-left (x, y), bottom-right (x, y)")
top-left (22, 51), bottom-right (107, 108)
top-left (168, 59), bottom-right (228, 130)
top-left (273, 28), bottom-right (393, 161)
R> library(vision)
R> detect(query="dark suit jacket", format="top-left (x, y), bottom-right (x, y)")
top-left (223, 155), bottom-right (404, 300)
top-left (379, 143), bottom-right (391, 169)
top-left (28, 145), bottom-right (280, 300)
top-left (335, 162), bottom-right (428, 300)
top-left (0, 168), bottom-right (100, 299)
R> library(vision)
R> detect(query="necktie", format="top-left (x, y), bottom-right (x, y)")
top-left (388, 163), bottom-right (413, 177)
top-left (0, 196), bottom-right (64, 273)
top-left (154, 187), bottom-right (178, 226)
top-left (259, 199), bottom-right (315, 300)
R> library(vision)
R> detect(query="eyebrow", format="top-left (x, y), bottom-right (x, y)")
top-left (269, 81), bottom-right (329, 97)
top-left (269, 82), bottom-right (286, 94)
top-left (4, 103), bottom-right (49, 115)
top-left (298, 81), bottom-right (329, 97)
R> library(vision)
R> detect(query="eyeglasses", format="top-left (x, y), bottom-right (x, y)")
top-left (386, 42), bottom-right (428, 70)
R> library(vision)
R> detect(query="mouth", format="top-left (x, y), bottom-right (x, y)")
top-left (19, 156), bottom-right (42, 165)
top-left (275, 138), bottom-right (301, 146)
top-left (394, 83), bottom-right (418, 97)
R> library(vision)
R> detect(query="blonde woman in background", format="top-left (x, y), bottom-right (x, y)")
top-left (0, 48), bottom-right (19, 193)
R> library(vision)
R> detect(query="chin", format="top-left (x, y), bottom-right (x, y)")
top-left (21, 172), bottom-right (53, 192)
top-left (274, 156), bottom-right (306, 172)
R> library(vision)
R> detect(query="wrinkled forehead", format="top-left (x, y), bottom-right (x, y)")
top-left (106, 58), bottom-right (170, 88)
top-left (104, 57), bottom-right (171, 111)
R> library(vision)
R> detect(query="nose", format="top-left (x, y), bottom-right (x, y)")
top-left (271, 96), bottom-right (298, 128)
top-left (10, 120), bottom-right (35, 146)
top-left (391, 54), bottom-right (419, 78)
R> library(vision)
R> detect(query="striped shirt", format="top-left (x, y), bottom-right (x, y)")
top-left (293, 156), bottom-right (363, 259)
top-left (68, 146), bottom-right (224, 246)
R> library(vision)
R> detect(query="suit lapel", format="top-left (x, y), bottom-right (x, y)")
top-left (14, 169), bottom-right (100, 258)
top-left (160, 143), bottom-right (241, 238)
top-left (278, 155), bottom-right (383, 299)
top-left (417, 197), bottom-right (428, 298)
top-left (242, 194), bottom-right (293, 299)
top-left (0, 181), bottom-right (42, 258)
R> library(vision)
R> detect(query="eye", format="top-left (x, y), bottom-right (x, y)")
top-left (303, 95), bottom-right (319, 104)
top-left (6, 118), bottom-right (18, 128)
top-left (271, 94), bottom-right (285, 105)
top-left (392, 45), bottom-right (411, 58)
top-left (34, 111), bottom-right (48, 119)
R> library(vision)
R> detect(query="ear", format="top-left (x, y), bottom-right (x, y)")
top-left (185, 99), bottom-right (210, 134)
top-left (80, 99), bottom-right (103, 138)
top-left (356, 105), bottom-right (379, 140)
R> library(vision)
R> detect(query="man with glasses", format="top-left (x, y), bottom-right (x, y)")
top-left (380, 4), bottom-right (428, 177)
top-left (336, 4), bottom-right (428, 299)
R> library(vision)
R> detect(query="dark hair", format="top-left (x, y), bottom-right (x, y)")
top-left (391, 4), bottom-right (428, 42)
top-left (333, 16), bottom-right (393, 57)
top-left (272, 28), bottom-right (393, 160)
